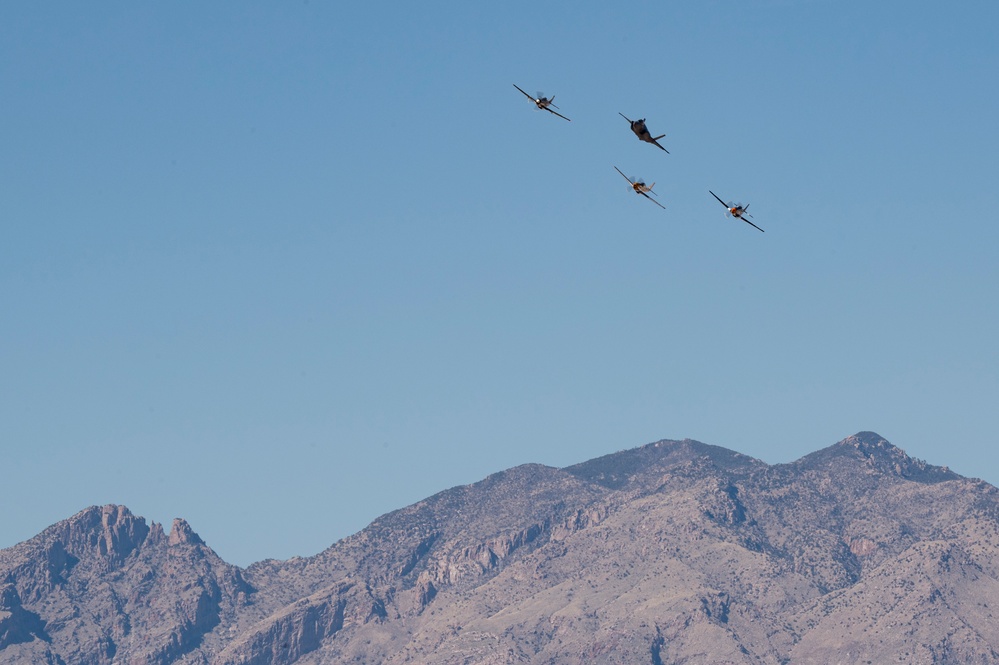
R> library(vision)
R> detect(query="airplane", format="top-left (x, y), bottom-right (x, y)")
top-left (619, 113), bottom-right (668, 153)
top-left (513, 84), bottom-right (571, 121)
top-left (614, 166), bottom-right (665, 209)
top-left (709, 191), bottom-right (764, 232)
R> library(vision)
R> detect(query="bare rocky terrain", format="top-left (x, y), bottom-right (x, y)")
top-left (4, 432), bottom-right (999, 664)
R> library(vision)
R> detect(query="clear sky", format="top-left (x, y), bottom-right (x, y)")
top-left (2, 2), bottom-right (997, 567)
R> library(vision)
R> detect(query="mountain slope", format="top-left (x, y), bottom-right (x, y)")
top-left (2, 432), bottom-right (997, 664)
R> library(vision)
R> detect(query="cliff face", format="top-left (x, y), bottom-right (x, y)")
top-left (3, 432), bottom-right (998, 664)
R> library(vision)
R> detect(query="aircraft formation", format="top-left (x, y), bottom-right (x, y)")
top-left (513, 83), bottom-right (764, 232)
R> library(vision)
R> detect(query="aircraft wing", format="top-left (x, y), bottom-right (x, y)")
top-left (650, 137), bottom-right (670, 153)
top-left (641, 192), bottom-right (666, 209)
top-left (613, 166), bottom-right (633, 184)
top-left (709, 191), bottom-right (728, 207)
top-left (544, 106), bottom-right (571, 121)
top-left (618, 112), bottom-right (633, 123)
top-left (741, 217), bottom-right (765, 232)
top-left (512, 84), bottom-right (535, 101)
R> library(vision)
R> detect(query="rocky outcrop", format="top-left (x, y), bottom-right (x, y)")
top-left (214, 583), bottom-right (350, 665)
top-left (848, 536), bottom-right (878, 557)
top-left (56, 504), bottom-right (149, 569)
top-left (213, 580), bottom-right (392, 665)
top-left (420, 522), bottom-right (547, 589)
top-left (167, 517), bottom-right (204, 547)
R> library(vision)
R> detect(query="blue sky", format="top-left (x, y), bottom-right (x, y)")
top-left (2, 2), bottom-right (997, 566)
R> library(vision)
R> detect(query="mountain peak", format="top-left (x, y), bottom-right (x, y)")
top-left (836, 431), bottom-right (907, 460)
top-left (167, 518), bottom-right (204, 547)
top-left (56, 504), bottom-right (150, 563)
top-left (563, 437), bottom-right (761, 490)
top-left (848, 430), bottom-right (892, 445)
top-left (796, 432), bottom-right (959, 483)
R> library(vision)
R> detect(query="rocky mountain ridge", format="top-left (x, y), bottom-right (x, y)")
top-left (3, 432), bottom-right (997, 664)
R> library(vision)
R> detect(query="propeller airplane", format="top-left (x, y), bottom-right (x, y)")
top-left (513, 84), bottom-right (571, 121)
top-left (615, 166), bottom-right (665, 210)
top-left (619, 113), bottom-right (668, 153)
top-left (709, 191), bottom-right (764, 232)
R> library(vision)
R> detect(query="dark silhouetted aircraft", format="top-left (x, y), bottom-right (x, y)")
top-left (619, 113), bottom-right (668, 152)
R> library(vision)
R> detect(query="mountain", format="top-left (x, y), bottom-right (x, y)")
top-left (3, 432), bottom-right (999, 664)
